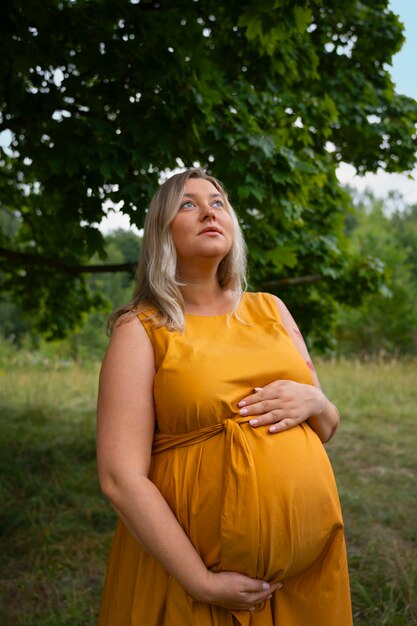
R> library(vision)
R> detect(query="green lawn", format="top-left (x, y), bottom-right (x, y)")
top-left (320, 360), bottom-right (417, 626)
top-left (0, 358), bottom-right (416, 625)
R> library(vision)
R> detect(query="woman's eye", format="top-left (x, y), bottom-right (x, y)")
top-left (179, 199), bottom-right (224, 210)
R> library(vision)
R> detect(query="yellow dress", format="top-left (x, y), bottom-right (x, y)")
top-left (98, 292), bottom-right (352, 626)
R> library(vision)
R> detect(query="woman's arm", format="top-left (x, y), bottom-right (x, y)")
top-left (97, 316), bottom-right (280, 610)
top-left (238, 296), bottom-right (339, 443)
top-left (274, 296), bottom-right (340, 442)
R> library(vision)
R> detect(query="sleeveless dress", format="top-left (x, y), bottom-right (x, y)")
top-left (98, 292), bottom-right (352, 626)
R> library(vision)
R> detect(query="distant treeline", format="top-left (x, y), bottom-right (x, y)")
top-left (335, 189), bottom-right (417, 357)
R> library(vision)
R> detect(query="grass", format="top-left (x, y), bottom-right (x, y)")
top-left (0, 355), bottom-right (416, 625)
top-left (320, 359), bottom-right (417, 626)
top-left (0, 361), bottom-right (113, 626)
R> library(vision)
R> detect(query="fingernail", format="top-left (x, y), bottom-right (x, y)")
top-left (276, 583), bottom-right (283, 589)
top-left (240, 408), bottom-right (248, 415)
top-left (262, 582), bottom-right (270, 590)
top-left (238, 400), bottom-right (246, 407)
top-left (267, 594), bottom-right (273, 599)
top-left (254, 387), bottom-right (262, 391)
top-left (249, 419), bottom-right (258, 426)
top-left (269, 426), bottom-right (277, 433)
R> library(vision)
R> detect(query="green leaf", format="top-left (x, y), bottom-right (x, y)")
top-left (293, 7), bottom-right (312, 33)
top-left (264, 244), bottom-right (298, 270)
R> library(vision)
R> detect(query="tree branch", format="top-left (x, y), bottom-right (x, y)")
top-left (0, 247), bottom-right (322, 286)
top-left (0, 247), bottom-right (136, 275)
top-left (260, 274), bottom-right (322, 288)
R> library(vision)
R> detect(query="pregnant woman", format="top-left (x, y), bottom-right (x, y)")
top-left (97, 168), bottom-right (352, 626)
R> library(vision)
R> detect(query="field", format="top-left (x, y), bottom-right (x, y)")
top-left (0, 354), bottom-right (416, 625)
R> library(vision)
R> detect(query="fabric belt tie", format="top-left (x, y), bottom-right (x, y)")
top-left (153, 417), bottom-right (262, 626)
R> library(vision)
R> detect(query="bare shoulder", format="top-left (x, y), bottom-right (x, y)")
top-left (269, 294), bottom-right (321, 386)
top-left (269, 295), bottom-right (296, 325)
top-left (269, 293), bottom-right (304, 341)
top-left (111, 310), bottom-right (150, 339)
top-left (100, 312), bottom-right (155, 382)
top-left (108, 312), bottom-right (152, 352)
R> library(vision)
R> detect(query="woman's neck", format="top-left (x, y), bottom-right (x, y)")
top-left (179, 278), bottom-right (235, 316)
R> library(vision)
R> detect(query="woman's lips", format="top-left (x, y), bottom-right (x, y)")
top-left (198, 227), bottom-right (222, 235)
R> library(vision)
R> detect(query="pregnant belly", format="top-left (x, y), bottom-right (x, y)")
top-left (150, 421), bottom-right (344, 582)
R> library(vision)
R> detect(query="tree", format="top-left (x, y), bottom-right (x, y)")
top-left (1, 0), bottom-right (416, 347)
top-left (336, 190), bottom-right (417, 356)
top-left (59, 228), bottom-right (142, 360)
top-left (0, 227), bottom-right (141, 359)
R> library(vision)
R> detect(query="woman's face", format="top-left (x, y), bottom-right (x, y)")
top-left (170, 177), bottom-right (234, 267)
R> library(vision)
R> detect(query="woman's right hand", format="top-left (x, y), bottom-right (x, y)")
top-left (193, 570), bottom-right (283, 611)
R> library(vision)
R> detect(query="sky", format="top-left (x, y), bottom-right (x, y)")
top-left (337, 0), bottom-right (417, 205)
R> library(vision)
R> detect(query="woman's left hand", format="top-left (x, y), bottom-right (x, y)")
top-left (238, 380), bottom-right (326, 434)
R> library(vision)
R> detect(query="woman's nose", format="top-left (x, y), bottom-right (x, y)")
top-left (201, 206), bottom-right (216, 221)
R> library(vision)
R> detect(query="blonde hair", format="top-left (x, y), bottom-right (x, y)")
top-left (108, 168), bottom-right (247, 332)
